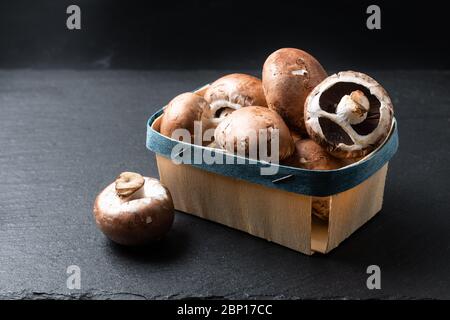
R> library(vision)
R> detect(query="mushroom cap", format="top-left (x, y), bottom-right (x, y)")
top-left (262, 48), bottom-right (327, 133)
top-left (93, 177), bottom-right (174, 245)
top-left (204, 73), bottom-right (267, 109)
top-left (304, 71), bottom-right (394, 159)
top-left (203, 73), bottom-right (267, 127)
top-left (214, 106), bottom-right (295, 161)
top-left (312, 198), bottom-right (330, 221)
top-left (290, 130), bottom-right (302, 143)
top-left (282, 139), bottom-right (342, 170)
top-left (160, 92), bottom-right (209, 141)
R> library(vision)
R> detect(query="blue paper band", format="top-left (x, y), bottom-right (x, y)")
top-left (146, 108), bottom-right (399, 197)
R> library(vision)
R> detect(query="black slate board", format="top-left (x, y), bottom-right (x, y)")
top-left (0, 70), bottom-right (449, 299)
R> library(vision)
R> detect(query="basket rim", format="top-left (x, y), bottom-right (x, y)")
top-left (145, 97), bottom-right (399, 196)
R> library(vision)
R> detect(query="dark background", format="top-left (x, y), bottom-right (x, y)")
top-left (0, 0), bottom-right (449, 300)
top-left (0, 0), bottom-right (448, 70)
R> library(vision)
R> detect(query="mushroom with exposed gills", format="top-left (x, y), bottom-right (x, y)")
top-left (203, 73), bottom-right (267, 127)
top-left (304, 71), bottom-right (394, 159)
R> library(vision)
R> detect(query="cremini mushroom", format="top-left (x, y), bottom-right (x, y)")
top-left (290, 131), bottom-right (302, 143)
top-left (214, 106), bottom-right (294, 161)
top-left (262, 48), bottom-right (327, 133)
top-left (282, 139), bottom-right (342, 170)
top-left (312, 197), bottom-right (330, 221)
top-left (160, 92), bottom-right (210, 143)
top-left (203, 73), bottom-right (267, 127)
top-left (93, 172), bottom-right (174, 245)
top-left (304, 71), bottom-right (394, 158)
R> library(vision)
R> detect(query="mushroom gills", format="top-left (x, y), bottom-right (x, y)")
top-left (318, 82), bottom-right (380, 136)
top-left (206, 100), bottom-right (242, 127)
top-left (318, 117), bottom-right (354, 146)
top-left (214, 106), bottom-right (236, 119)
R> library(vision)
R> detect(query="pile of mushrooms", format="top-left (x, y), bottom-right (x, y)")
top-left (157, 49), bottom-right (394, 220)
top-left (92, 49), bottom-right (395, 244)
top-left (159, 49), bottom-right (394, 170)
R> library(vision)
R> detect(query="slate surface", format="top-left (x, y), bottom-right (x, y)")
top-left (0, 70), bottom-right (449, 299)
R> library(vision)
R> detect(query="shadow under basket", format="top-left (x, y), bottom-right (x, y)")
top-left (146, 85), bottom-right (399, 255)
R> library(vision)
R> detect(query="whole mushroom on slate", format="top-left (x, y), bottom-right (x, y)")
top-left (93, 172), bottom-right (174, 246)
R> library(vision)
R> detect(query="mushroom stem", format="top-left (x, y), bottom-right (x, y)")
top-left (115, 172), bottom-right (146, 201)
top-left (122, 184), bottom-right (145, 201)
top-left (336, 90), bottom-right (370, 125)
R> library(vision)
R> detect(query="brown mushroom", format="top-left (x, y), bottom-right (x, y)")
top-left (304, 71), bottom-right (394, 158)
top-left (160, 92), bottom-right (210, 142)
top-left (262, 48), bottom-right (327, 133)
top-left (203, 73), bottom-right (267, 127)
top-left (93, 172), bottom-right (174, 245)
top-left (290, 131), bottom-right (302, 143)
top-left (214, 106), bottom-right (294, 161)
top-left (282, 139), bottom-right (342, 170)
top-left (312, 197), bottom-right (330, 221)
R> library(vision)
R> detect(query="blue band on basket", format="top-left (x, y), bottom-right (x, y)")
top-left (146, 108), bottom-right (399, 197)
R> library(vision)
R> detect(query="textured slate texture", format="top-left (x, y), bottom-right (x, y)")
top-left (0, 70), bottom-right (449, 299)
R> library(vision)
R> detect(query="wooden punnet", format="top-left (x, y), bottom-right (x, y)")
top-left (146, 86), bottom-right (398, 255)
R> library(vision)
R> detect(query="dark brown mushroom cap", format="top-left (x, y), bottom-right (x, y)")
top-left (93, 177), bottom-right (174, 245)
top-left (214, 106), bottom-right (295, 161)
top-left (262, 48), bottom-right (327, 133)
top-left (203, 73), bottom-right (267, 127)
top-left (304, 71), bottom-right (394, 159)
top-left (160, 92), bottom-right (209, 141)
top-left (282, 139), bottom-right (342, 170)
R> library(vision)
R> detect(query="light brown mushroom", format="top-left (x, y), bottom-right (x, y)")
top-left (290, 131), bottom-right (302, 143)
top-left (304, 71), bottom-right (394, 158)
top-left (282, 139), bottom-right (342, 170)
top-left (214, 106), bottom-right (294, 161)
top-left (262, 48), bottom-right (327, 134)
top-left (203, 73), bottom-right (267, 127)
top-left (93, 172), bottom-right (174, 246)
top-left (160, 92), bottom-right (210, 143)
top-left (312, 197), bottom-right (330, 221)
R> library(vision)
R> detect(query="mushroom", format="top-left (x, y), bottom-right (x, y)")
top-left (282, 139), bottom-right (342, 170)
top-left (160, 92), bottom-right (210, 142)
top-left (312, 197), bottom-right (330, 221)
top-left (262, 48), bottom-right (327, 133)
top-left (214, 106), bottom-right (294, 161)
top-left (290, 131), bottom-right (302, 143)
top-left (93, 172), bottom-right (174, 246)
top-left (203, 73), bottom-right (267, 127)
top-left (304, 71), bottom-right (394, 159)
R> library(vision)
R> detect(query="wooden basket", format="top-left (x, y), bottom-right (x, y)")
top-left (146, 85), bottom-right (398, 255)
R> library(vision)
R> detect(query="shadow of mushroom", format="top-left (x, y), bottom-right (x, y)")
top-left (106, 224), bottom-right (190, 264)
